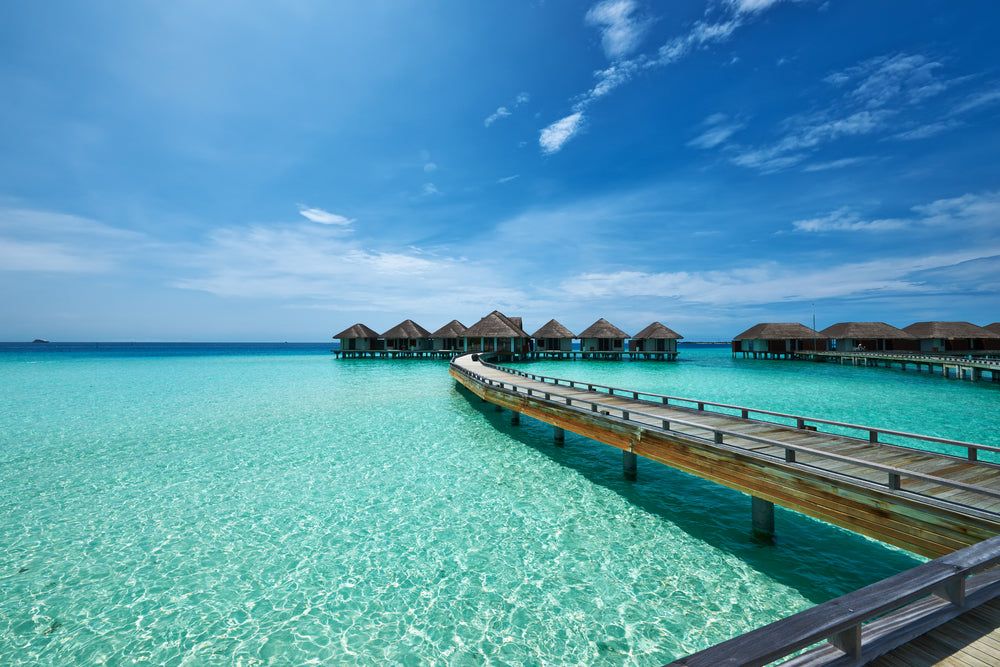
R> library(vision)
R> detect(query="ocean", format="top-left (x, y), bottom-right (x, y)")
top-left (2, 343), bottom-right (997, 665)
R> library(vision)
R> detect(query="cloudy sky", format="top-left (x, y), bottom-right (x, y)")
top-left (2, 0), bottom-right (999, 341)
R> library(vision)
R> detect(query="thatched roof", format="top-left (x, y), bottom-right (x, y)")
top-left (333, 323), bottom-right (380, 339)
top-left (986, 323), bottom-right (1000, 335)
top-left (632, 321), bottom-right (683, 340)
top-left (578, 318), bottom-right (629, 339)
top-left (382, 319), bottom-right (432, 339)
top-left (733, 323), bottom-right (825, 340)
top-left (431, 320), bottom-right (467, 337)
top-left (820, 322), bottom-right (915, 340)
top-left (903, 321), bottom-right (1000, 340)
top-left (531, 319), bottom-right (576, 339)
top-left (463, 311), bottom-right (529, 338)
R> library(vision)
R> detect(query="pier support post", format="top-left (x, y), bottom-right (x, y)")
top-left (623, 450), bottom-right (637, 480)
top-left (511, 411), bottom-right (520, 425)
top-left (752, 496), bottom-right (775, 540)
top-left (554, 426), bottom-right (565, 445)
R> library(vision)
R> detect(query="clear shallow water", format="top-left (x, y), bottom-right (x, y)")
top-left (0, 344), bottom-right (994, 665)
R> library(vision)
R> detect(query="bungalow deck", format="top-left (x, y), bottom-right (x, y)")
top-left (332, 349), bottom-right (457, 359)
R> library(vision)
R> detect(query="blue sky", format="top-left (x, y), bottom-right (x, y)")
top-left (2, 0), bottom-right (999, 341)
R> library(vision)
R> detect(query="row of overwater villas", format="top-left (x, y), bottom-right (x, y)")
top-left (333, 311), bottom-right (683, 359)
top-left (732, 321), bottom-right (1000, 358)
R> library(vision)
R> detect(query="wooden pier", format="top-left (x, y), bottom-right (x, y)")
top-left (450, 352), bottom-right (1000, 664)
top-left (796, 350), bottom-right (1000, 382)
top-left (450, 352), bottom-right (1000, 556)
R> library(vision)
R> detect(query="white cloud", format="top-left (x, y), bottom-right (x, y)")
top-left (497, 175), bottom-right (520, 184)
top-left (0, 208), bottom-right (146, 273)
top-left (539, 0), bottom-right (787, 153)
top-left (953, 86), bottom-right (1000, 115)
top-left (172, 223), bottom-right (529, 317)
top-left (792, 191), bottom-right (1000, 234)
top-left (912, 191), bottom-right (1000, 227)
top-left (585, 0), bottom-right (647, 61)
top-left (890, 120), bottom-right (962, 141)
top-left (727, 0), bottom-right (786, 14)
top-left (297, 206), bottom-right (354, 226)
top-left (484, 106), bottom-right (511, 127)
top-left (0, 239), bottom-right (114, 273)
top-left (688, 114), bottom-right (744, 149)
top-left (423, 162), bottom-right (438, 173)
top-left (802, 156), bottom-right (870, 172)
top-left (422, 183), bottom-right (440, 196)
top-left (557, 245), bottom-right (1000, 307)
top-left (484, 92), bottom-right (531, 127)
top-left (791, 208), bottom-right (905, 233)
top-left (729, 52), bottom-right (955, 172)
top-left (539, 112), bottom-right (584, 154)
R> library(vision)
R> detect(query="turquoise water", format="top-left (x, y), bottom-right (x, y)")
top-left (1, 344), bottom-right (996, 665)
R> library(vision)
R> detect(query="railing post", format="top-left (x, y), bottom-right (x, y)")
top-left (785, 449), bottom-right (796, 463)
top-left (741, 409), bottom-right (749, 419)
top-left (870, 430), bottom-right (878, 443)
top-left (888, 472), bottom-right (901, 490)
top-left (969, 447), bottom-right (979, 461)
top-left (662, 419), bottom-right (670, 430)
top-left (933, 578), bottom-right (966, 607)
top-left (714, 431), bottom-right (723, 444)
top-left (622, 410), bottom-right (629, 421)
top-left (829, 626), bottom-right (861, 659)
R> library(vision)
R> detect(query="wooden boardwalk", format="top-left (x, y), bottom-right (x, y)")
top-left (451, 353), bottom-right (1000, 558)
top-left (449, 352), bottom-right (1000, 665)
top-left (796, 351), bottom-right (1000, 382)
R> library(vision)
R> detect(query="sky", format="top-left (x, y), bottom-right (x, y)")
top-left (2, 0), bottom-right (1000, 342)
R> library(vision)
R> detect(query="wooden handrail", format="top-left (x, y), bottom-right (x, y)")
top-left (477, 358), bottom-right (1000, 460)
top-left (664, 534), bottom-right (1000, 666)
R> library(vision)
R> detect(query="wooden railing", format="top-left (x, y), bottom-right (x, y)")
top-left (665, 534), bottom-right (1000, 666)
top-left (451, 355), bottom-right (1000, 513)
top-left (476, 357), bottom-right (1000, 462)
top-left (809, 350), bottom-right (1000, 368)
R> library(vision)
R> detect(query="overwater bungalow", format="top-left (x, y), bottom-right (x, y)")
top-left (629, 322), bottom-right (683, 360)
top-left (902, 321), bottom-right (1000, 354)
top-left (431, 320), bottom-right (467, 352)
top-left (462, 311), bottom-right (530, 359)
top-left (333, 323), bottom-right (382, 353)
top-left (382, 319), bottom-right (433, 352)
top-left (820, 322), bottom-right (917, 353)
top-left (578, 318), bottom-right (629, 359)
top-left (984, 323), bottom-right (1000, 351)
top-left (531, 319), bottom-right (576, 357)
top-left (732, 323), bottom-right (826, 359)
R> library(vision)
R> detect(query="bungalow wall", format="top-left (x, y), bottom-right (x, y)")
top-left (432, 338), bottom-right (461, 351)
top-left (536, 338), bottom-right (573, 352)
top-left (630, 339), bottom-right (677, 352)
top-left (387, 337), bottom-right (433, 351)
top-left (340, 337), bottom-right (380, 351)
top-left (581, 337), bottom-right (625, 352)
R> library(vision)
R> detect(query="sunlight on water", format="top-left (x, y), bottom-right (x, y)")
top-left (2, 345), bottom-right (993, 664)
